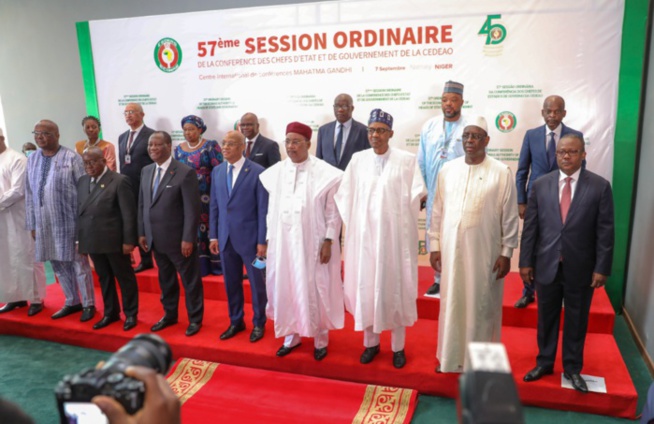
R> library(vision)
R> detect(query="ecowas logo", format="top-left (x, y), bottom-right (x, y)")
top-left (495, 111), bottom-right (517, 133)
top-left (478, 15), bottom-right (507, 56)
top-left (154, 38), bottom-right (182, 73)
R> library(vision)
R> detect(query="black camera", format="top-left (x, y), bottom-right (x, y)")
top-left (55, 334), bottom-right (172, 424)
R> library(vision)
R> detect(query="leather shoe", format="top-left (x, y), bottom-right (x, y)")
top-left (393, 350), bottom-right (407, 369)
top-left (151, 317), bottom-right (178, 332)
top-left (0, 301), bottom-right (28, 313)
top-left (564, 372), bottom-right (588, 393)
top-left (51, 304), bottom-right (83, 319)
top-left (314, 347), bottom-right (328, 361)
top-left (425, 283), bottom-right (440, 296)
top-left (219, 322), bottom-right (246, 340)
top-left (123, 316), bottom-right (137, 331)
top-left (276, 343), bottom-right (301, 357)
top-left (523, 366), bottom-right (554, 382)
top-left (186, 322), bottom-right (202, 337)
top-left (80, 306), bottom-right (96, 322)
top-left (249, 326), bottom-right (265, 343)
top-left (133, 263), bottom-right (153, 273)
top-left (27, 303), bottom-right (44, 316)
top-left (93, 315), bottom-right (119, 330)
top-left (360, 345), bottom-right (380, 364)
top-left (514, 295), bottom-right (535, 308)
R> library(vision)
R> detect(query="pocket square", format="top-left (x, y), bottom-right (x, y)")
top-left (165, 185), bottom-right (173, 188)
top-left (255, 153), bottom-right (263, 156)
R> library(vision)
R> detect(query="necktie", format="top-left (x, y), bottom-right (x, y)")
top-left (334, 124), bottom-right (344, 164)
top-left (89, 178), bottom-right (96, 193)
top-left (560, 177), bottom-right (572, 223)
top-left (547, 132), bottom-right (556, 168)
top-left (246, 141), bottom-right (253, 158)
top-left (227, 164), bottom-right (234, 196)
top-left (152, 167), bottom-right (162, 200)
top-left (126, 131), bottom-right (136, 153)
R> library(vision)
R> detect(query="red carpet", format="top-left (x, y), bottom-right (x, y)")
top-left (0, 273), bottom-right (637, 419)
top-left (166, 357), bottom-right (417, 423)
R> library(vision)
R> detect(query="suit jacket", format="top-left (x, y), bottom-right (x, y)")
top-left (138, 159), bottom-right (200, 253)
top-left (316, 119), bottom-right (370, 170)
top-left (519, 169), bottom-right (614, 286)
top-left (118, 125), bottom-right (156, 197)
top-left (77, 170), bottom-right (137, 255)
top-left (516, 123), bottom-right (583, 204)
top-left (246, 134), bottom-right (280, 169)
top-left (209, 159), bottom-right (268, 257)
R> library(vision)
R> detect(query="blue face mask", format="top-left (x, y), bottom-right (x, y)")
top-left (25, 150), bottom-right (35, 157)
top-left (252, 256), bottom-right (266, 270)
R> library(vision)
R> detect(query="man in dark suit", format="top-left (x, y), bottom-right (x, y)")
top-left (239, 112), bottom-right (280, 169)
top-left (514, 95), bottom-right (584, 308)
top-left (209, 130), bottom-right (268, 343)
top-left (118, 103), bottom-right (156, 272)
top-left (138, 131), bottom-right (204, 337)
top-left (77, 147), bottom-right (139, 331)
top-left (316, 93), bottom-right (370, 171)
top-left (520, 134), bottom-right (614, 393)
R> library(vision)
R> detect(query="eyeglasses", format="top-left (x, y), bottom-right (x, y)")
top-left (333, 104), bottom-right (352, 110)
top-left (555, 149), bottom-right (582, 157)
top-left (239, 123), bottom-right (256, 127)
top-left (32, 131), bottom-right (54, 138)
top-left (123, 111), bottom-right (139, 116)
top-left (83, 159), bottom-right (102, 166)
top-left (221, 141), bottom-right (241, 148)
top-left (367, 127), bottom-right (391, 135)
top-left (285, 138), bottom-right (306, 147)
top-left (461, 132), bottom-right (485, 141)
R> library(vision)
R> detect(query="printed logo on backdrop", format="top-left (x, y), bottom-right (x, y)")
top-left (154, 38), bottom-right (183, 73)
top-left (479, 15), bottom-right (506, 57)
top-left (495, 111), bottom-right (517, 133)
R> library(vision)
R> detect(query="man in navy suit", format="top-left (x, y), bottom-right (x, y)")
top-left (316, 93), bottom-right (370, 171)
top-left (514, 95), bottom-right (584, 308)
top-left (138, 131), bottom-right (204, 337)
top-left (118, 103), bottom-right (156, 273)
top-left (520, 134), bottom-right (614, 393)
top-left (210, 130), bottom-right (269, 343)
top-left (239, 112), bottom-right (280, 169)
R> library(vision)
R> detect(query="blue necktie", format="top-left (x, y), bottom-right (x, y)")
top-left (547, 132), bottom-right (556, 169)
top-left (227, 164), bottom-right (234, 196)
top-left (334, 123), bottom-right (343, 164)
top-left (152, 167), bottom-right (162, 200)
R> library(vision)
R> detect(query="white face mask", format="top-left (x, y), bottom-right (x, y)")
top-left (24, 150), bottom-right (35, 157)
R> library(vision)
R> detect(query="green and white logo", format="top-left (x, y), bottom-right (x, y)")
top-left (479, 15), bottom-right (507, 45)
top-left (496, 111), bottom-right (517, 133)
top-left (154, 38), bottom-right (182, 73)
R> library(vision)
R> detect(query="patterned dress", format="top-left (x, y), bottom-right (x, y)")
top-left (174, 139), bottom-right (223, 276)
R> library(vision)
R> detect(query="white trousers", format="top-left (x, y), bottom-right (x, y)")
top-left (363, 326), bottom-right (406, 352)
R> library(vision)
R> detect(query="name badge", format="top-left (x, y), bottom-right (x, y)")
top-left (124, 154), bottom-right (131, 165)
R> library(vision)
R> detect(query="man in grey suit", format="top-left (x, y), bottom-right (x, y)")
top-left (316, 93), bottom-right (370, 171)
top-left (118, 103), bottom-right (155, 272)
top-left (138, 131), bottom-right (204, 337)
top-left (240, 112), bottom-right (281, 169)
top-left (77, 147), bottom-right (139, 331)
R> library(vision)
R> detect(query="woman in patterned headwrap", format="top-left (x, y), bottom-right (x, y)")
top-left (174, 115), bottom-right (224, 276)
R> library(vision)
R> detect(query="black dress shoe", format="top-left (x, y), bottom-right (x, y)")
top-left (133, 263), bottom-right (153, 273)
top-left (425, 283), bottom-right (440, 296)
top-left (80, 306), bottom-right (96, 322)
top-left (523, 366), bottom-right (554, 382)
top-left (0, 301), bottom-right (28, 313)
top-left (123, 316), bottom-right (137, 331)
top-left (151, 317), bottom-right (178, 332)
top-left (186, 322), bottom-right (202, 337)
top-left (51, 304), bottom-right (83, 319)
top-left (314, 347), bottom-right (328, 361)
top-left (276, 343), bottom-right (301, 357)
top-left (219, 322), bottom-right (246, 340)
top-left (360, 345), bottom-right (381, 364)
top-left (393, 350), bottom-right (407, 369)
top-left (564, 372), bottom-right (588, 393)
top-left (27, 303), bottom-right (44, 316)
top-left (93, 315), bottom-right (119, 330)
top-left (250, 326), bottom-right (265, 343)
top-left (514, 295), bottom-right (535, 308)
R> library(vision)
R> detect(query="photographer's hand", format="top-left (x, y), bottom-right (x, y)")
top-left (92, 366), bottom-right (180, 424)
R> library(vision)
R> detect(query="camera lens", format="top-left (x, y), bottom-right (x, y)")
top-left (102, 333), bottom-right (172, 375)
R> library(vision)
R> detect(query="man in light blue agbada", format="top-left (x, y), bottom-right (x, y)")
top-left (418, 81), bottom-right (467, 296)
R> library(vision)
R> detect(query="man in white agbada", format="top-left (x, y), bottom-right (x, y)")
top-left (0, 127), bottom-right (46, 316)
top-left (429, 116), bottom-right (519, 373)
top-left (335, 109), bottom-right (425, 369)
top-left (418, 80), bottom-right (467, 296)
top-left (260, 121), bottom-right (344, 361)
